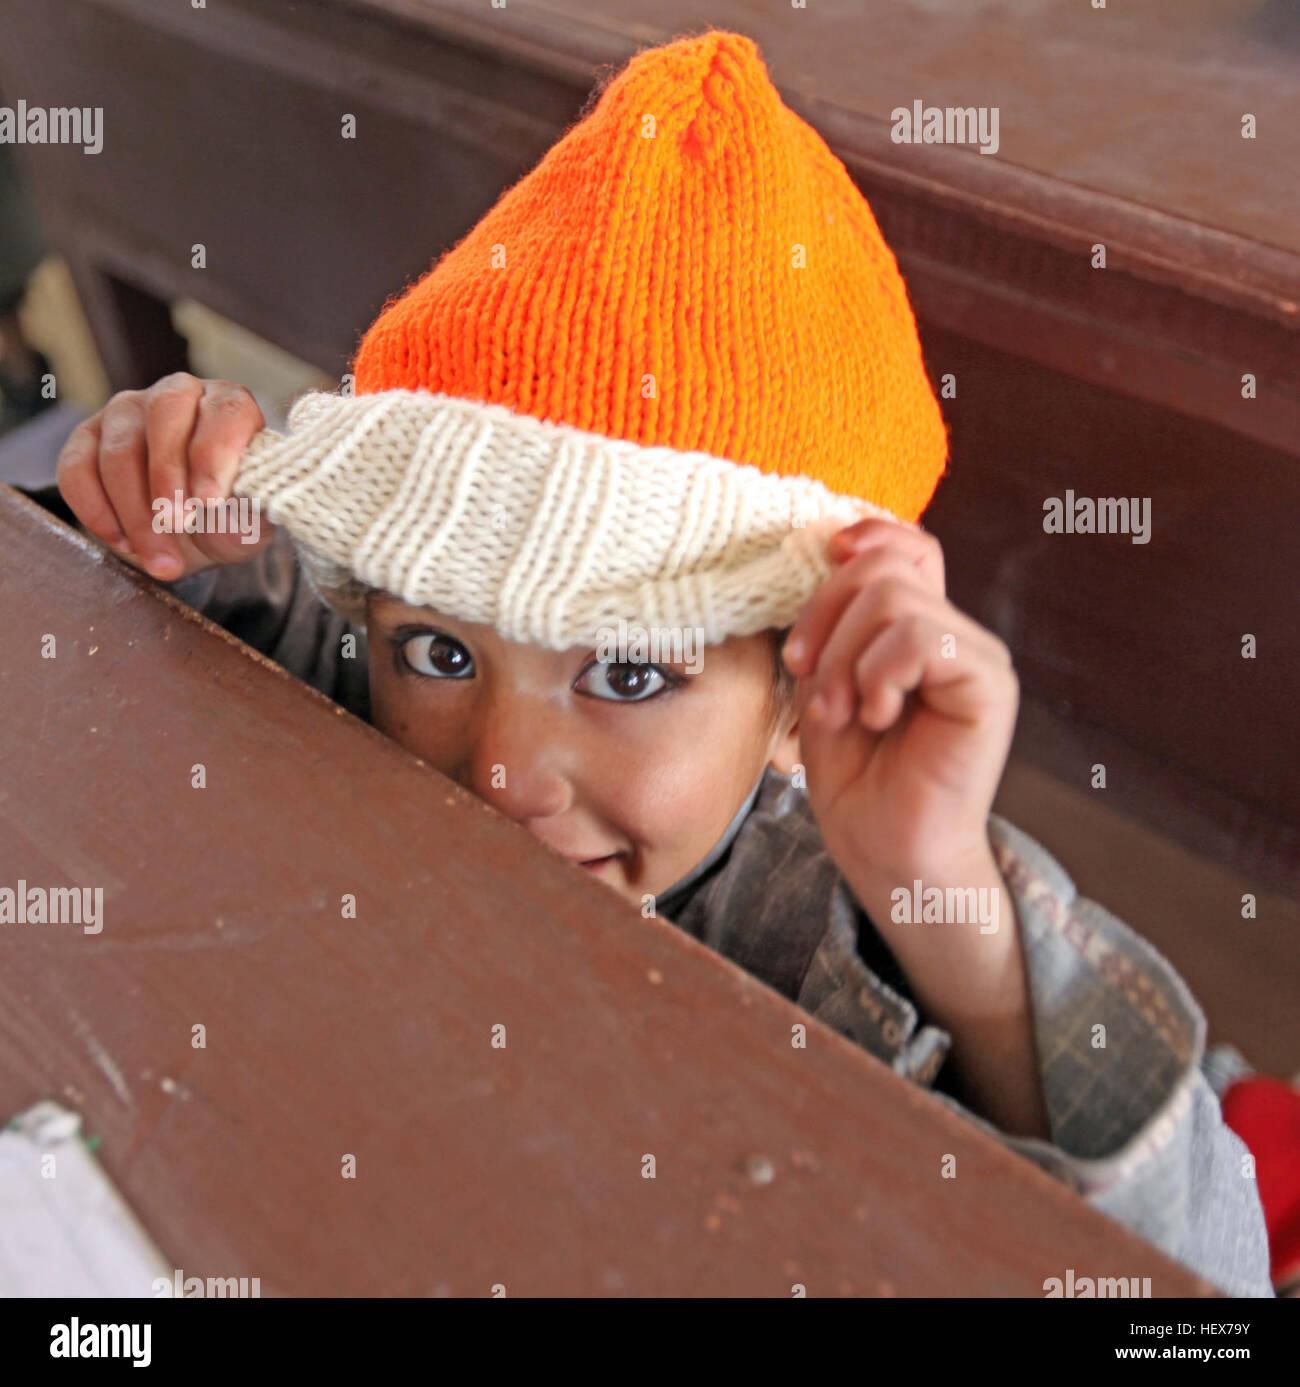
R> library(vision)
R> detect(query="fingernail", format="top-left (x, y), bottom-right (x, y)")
top-left (147, 553), bottom-right (179, 580)
top-left (807, 693), bottom-right (826, 724)
top-left (783, 636), bottom-right (805, 667)
top-left (114, 537), bottom-right (134, 554)
top-left (194, 477), bottom-right (222, 500)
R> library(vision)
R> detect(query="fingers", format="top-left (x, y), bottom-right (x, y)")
top-left (806, 574), bottom-right (1014, 735)
top-left (189, 380), bottom-right (263, 499)
top-left (144, 372), bottom-right (205, 536)
top-left (53, 373), bottom-right (269, 580)
top-left (56, 413), bottom-right (126, 549)
top-left (98, 391), bottom-right (175, 575)
top-left (57, 383), bottom-right (182, 575)
top-left (184, 380), bottom-right (269, 564)
top-left (784, 518), bottom-right (946, 678)
top-left (849, 609), bottom-right (1015, 736)
top-left (828, 517), bottom-right (945, 594)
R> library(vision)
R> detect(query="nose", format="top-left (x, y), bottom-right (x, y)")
top-left (457, 687), bottom-right (575, 824)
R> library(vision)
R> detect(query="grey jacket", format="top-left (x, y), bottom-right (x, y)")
top-left (29, 489), bottom-right (1272, 1296)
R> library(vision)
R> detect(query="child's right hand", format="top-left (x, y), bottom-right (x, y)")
top-left (56, 372), bottom-right (278, 581)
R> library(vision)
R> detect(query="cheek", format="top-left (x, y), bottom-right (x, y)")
top-left (608, 750), bottom-right (715, 844)
top-left (367, 661), bottom-right (449, 759)
top-left (366, 659), bottom-right (404, 735)
top-left (594, 692), bottom-right (768, 847)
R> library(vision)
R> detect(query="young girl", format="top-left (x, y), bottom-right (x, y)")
top-left (47, 30), bottom-right (1273, 1295)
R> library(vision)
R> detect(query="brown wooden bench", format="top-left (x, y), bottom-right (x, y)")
top-left (0, 481), bottom-right (1217, 1295)
top-left (1, 0), bottom-right (1295, 1075)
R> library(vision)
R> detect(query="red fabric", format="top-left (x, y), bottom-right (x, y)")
top-left (1222, 1075), bottom-right (1300, 1288)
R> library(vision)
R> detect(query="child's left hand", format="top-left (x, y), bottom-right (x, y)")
top-left (782, 516), bottom-right (1019, 894)
top-left (784, 517), bottom-right (1050, 1140)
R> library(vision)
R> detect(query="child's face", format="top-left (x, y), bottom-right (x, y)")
top-left (366, 592), bottom-right (800, 907)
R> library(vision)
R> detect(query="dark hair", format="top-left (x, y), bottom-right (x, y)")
top-left (766, 625), bottom-right (798, 724)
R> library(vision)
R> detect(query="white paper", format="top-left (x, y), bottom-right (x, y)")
top-left (0, 1101), bottom-right (172, 1297)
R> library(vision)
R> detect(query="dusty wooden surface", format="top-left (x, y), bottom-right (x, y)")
top-left (1, 1), bottom-right (1293, 1067)
top-left (0, 483), bottom-right (1216, 1296)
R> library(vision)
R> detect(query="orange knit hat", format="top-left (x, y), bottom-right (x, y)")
top-left (236, 29), bottom-right (948, 647)
top-left (354, 28), bottom-right (945, 516)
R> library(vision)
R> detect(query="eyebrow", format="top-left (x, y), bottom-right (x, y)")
top-left (368, 599), bottom-right (456, 628)
top-left (367, 594), bottom-right (422, 616)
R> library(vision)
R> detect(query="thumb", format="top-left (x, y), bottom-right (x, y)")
top-left (186, 492), bottom-right (279, 566)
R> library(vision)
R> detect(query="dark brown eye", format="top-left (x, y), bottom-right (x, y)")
top-left (398, 633), bottom-right (473, 678)
top-left (577, 660), bottom-right (670, 703)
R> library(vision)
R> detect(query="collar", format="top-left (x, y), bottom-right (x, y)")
top-left (654, 766), bottom-right (770, 916)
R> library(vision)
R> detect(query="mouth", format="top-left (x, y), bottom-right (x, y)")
top-left (579, 853), bottom-right (621, 871)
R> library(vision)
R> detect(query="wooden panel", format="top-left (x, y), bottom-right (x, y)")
top-left (4, 1), bottom-right (1297, 430)
top-left (353, 0), bottom-right (1300, 452)
top-left (0, 482), bottom-right (1213, 1295)
top-left (0, 0), bottom-right (571, 381)
top-left (925, 326), bottom-right (1300, 884)
top-left (401, 0), bottom-right (1300, 259)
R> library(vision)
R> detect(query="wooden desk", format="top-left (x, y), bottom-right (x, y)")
top-left (0, 483), bottom-right (1214, 1295)
top-left (1, 0), bottom-right (1295, 1059)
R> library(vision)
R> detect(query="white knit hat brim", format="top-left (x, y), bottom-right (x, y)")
top-left (234, 390), bottom-right (901, 649)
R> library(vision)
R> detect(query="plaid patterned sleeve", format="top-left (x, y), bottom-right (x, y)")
top-left (916, 813), bottom-right (1274, 1297)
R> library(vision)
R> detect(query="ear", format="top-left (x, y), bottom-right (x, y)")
top-left (766, 704), bottom-right (801, 777)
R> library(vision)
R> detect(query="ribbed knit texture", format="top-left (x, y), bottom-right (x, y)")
top-left (235, 389), bottom-right (894, 644)
top-left (350, 28), bottom-right (947, 522)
